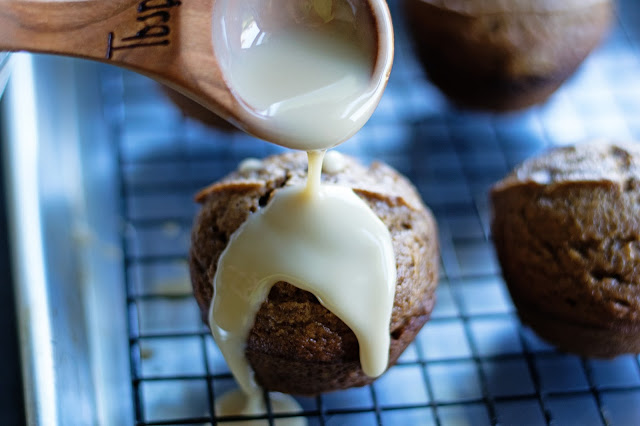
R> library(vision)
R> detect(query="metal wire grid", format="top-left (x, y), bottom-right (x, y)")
top-left (99, 1), bottom-right (640, 424)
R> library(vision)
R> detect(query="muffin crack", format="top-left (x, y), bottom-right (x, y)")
top-left (569, 236), bottom-right (640, 288)
top-left (258, 174), bottom-right (292, 208)
top-left (589, 269), bottom-right (627, 285)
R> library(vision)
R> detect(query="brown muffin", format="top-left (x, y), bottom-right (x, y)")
top-left (162, 85), bottom-right (238, 131)
top-left (190, 152), bottom-right (439, 395)
top-left (491, 142), bottom-right (640, 357)
top-left (403, 0), bottom-right (613, 111)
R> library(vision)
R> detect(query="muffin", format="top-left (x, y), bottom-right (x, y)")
top-left (162, 86), bottom-right (238, 131)
top-left (190, 152), bottom-right (439, 394)
top-left (491, 142), bottom-right (640, 357)
top-left (403, 0), bottom-right (613, 111)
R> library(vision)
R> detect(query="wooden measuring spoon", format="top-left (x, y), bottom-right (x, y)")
top-left (0, 0), bottom-right (394, 144)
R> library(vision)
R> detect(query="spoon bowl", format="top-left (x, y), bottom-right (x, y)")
top-left (0, 0), bottom-right (393, 146)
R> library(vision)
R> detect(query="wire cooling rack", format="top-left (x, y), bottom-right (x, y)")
top-left (100, 0), bottom-right (640, 424)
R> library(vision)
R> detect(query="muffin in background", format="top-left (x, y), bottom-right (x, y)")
top-left (403, 0), bottom-right (614, 111)
top-left (190, 152), bottom-right (439, 395)
top-left (162, 85), bottom-right (238, 131)
top-left (491, 142), bottom-right (640, 357)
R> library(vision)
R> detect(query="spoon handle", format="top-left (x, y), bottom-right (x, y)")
top-left (0, 1), bottom-right (144, 61)
top-left (0, 0), bottom-right (241, 126)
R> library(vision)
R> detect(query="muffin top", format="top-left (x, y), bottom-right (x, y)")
top-left (493, 141), bottom-right (640, 191)
top-left (196, 151), bottom-right (424, 210)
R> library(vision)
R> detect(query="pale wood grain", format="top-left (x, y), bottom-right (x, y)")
top-left (0, 0), bottom-right (242, 130)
